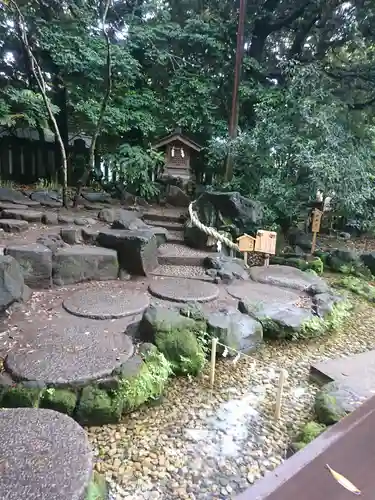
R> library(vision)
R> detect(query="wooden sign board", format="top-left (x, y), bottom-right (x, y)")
top-left (312, 209), bottom-right (323, 233)
top-left (254, 230), bottom-right (277, 255)
top-left (237, 234), bottom-right (255, 253)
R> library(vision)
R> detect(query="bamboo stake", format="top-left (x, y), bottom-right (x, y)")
top-left (243, 251), bottom-right (248, 267)
top-left (210, 338), bottom-right (218, 388)
top-left (274, 369), bottom-right (288, 421)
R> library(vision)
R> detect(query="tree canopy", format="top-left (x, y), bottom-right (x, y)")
top-left (0, 0), bottom-right (375, 223)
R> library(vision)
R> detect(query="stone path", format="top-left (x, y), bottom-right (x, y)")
top-left (4, 316), bottom-right (134, 386)
top-left (311, 349), bottom-right (375, 399)
top-left (149, 277), bottom-right (220, 303)
top-left (63, 286), bottom-right (150, 319)
top-left (0, 408), bottom-right (93, 500)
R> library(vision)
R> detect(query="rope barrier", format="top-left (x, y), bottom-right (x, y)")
top-left (188, 201), bottom-right (240, 253)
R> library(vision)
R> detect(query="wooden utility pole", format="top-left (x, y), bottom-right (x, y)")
top-left (224, 0), bottom-right (247, 182)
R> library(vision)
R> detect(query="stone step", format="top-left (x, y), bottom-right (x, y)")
top-left (166, 231), bottom-right (185, 244)
top-left (144, 219), bottom-right (185, 232)
top-left (157, 243), bottom-right (211, 267)
top-left (0, 219), bottom-right (29, 232)
top-left (150, 264), bottom-right (213, 281)
top-left (142, 211), bottom-right (186, 224)
top-left (0, 408), bottom-right (94, 500)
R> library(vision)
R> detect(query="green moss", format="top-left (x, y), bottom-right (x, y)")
top-left (334, 276), bottom-right (375, 302)
top-left (310, 257), bottom-right (323, 275)
top-left (41, 388), bottom-right (77, 415)
top-left (75, 386), bottom-right (122, 426)
top-left (155, 324), bottom-right (206, 376)
top-left (292, 421), bottom-right (326, 451)
top-left (271, 255), bottom-right (323, 275)
top-left (315, 391), bottom-right (347, 425)
top-left (2, 385), bottom-right (42, 408)
top-left (85, 472), bottom-right (107, 500)
top-left (118, 350), bottom-right (172, 413)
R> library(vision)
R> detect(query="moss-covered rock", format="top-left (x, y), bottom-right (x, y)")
top-left (41, 388), bottom-right (78, 415)
top-left (155, 326), bottom-right (206, 376)
top-left (2, 384), bottom-right (42, 408)
top-left (314, 382), bottom-right (351, 425)
top-left (75, 386), bottom-right (123, 426)
top-left (140, 305), bottom-right (207, 376)
top-left (291, 421), bottom-right (326, 452)
top-left (85, 472), bottom-right (108, 500)
top-left (119, 349), bottom-right (172, 413)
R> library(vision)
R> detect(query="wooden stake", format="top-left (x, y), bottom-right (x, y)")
top-left (311, 231), bottom-right (317, 255)
top-left (275, 369), bottom-right (288, 421)
top-left (264, 254), bottom-right (270, 267)
top-left (210, 338), bottom-right (218, 388)
top-left (243, 251), bottom-right (248, 267)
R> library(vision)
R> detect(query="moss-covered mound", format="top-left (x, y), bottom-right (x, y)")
top-left (271, 255), bottom-right (324, 275)
top-left (0, 347), bottom-right (172, 426)
top-left (291, 421), bottom-right (326, 452)
top-left (334, 276), bottom-right (375, 302)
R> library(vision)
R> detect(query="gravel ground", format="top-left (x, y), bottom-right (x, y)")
top-left (87, 295), bottom-right (375, 500)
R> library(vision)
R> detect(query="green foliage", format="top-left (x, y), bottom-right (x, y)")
top-left (334, 276), bottom-right (375, 302)
top-left (106, 144), bottom-right (164, 200)
top-left (41, 388), bottom-right (77, 415)
top-left (118, 350), bottom-right (172, 412)
top-left (298, 300), bottom-right (352, 341)
top-left (85, 473), bottom-right (107, 500)
top-left (1, 385), bottom-right (42, 408)
top-left (292, 421), bottom-right (326, 451)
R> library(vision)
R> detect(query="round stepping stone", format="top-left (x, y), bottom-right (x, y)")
top-left (5, 318), bottom-right (134, 386)
top-left (227, 281), bottom-right (302, 303)
top-left (249, 264), bottom-right (328, 293)
top-left (149, 278), bottom-right (219, 303)
top-left (63, 287), bottom-right (150, 319)
top-left (0, 408), bottom-right (93, 500)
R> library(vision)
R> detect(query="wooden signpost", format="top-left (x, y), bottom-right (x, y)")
top-left (311, 209), bottom-right (323, 254)
top-left (237, 230), bottom-right (277, 267)
top-left (255, 230), bottom-right (277, 266)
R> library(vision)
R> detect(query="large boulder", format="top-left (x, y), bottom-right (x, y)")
top-left (360, 252), bottom-right (375, 275)
top-left (81, 191), bottom-right (112, 204)
top-left (207, 308), bottom-right (263, 355)
top-left (192, 191), bottom-right (262, 235)
top-left (98, 207), bottom-right (139, 224)
top-left (97, 229), bottom-right (158, 276)
top-left (4, 244), bottom-right (52, 289)
top-left (204, 254), bottom-right (249, 282)
top-left (52, 246), bottom-right (119, 285)
top-left (165, 185), bottom-right (190, 207)
top-left (286, 228), bottom-right (312, 252)
top-left (0, 255), bottom-right (31, 313)
top-left (111, 212), bottom-right (148, 231)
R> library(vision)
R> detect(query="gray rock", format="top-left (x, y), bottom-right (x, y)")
top-left (360, 252), bottom-right (375, 275)
top-left (0, 187), bottom-right (37, 205)
top-left (0, 408), bottom-right (93, 500)
top-left (81, 225), bottom-right (104, 245)
top-left (0, 208), bottom-right (43, 222)
top-left (314, 381), bottom-right (361, 425)
top-left (60, 227), bottom-right (83, 245)
top-left (98, 208), bottom-right (139, 225)
top-left (58, 214), bottom-right (76, 225)
top-left (53, 246), bottom-right (119, 285)
top-left (249, 265), bottom-right (329, 294)
top-left (313, 292), bottom-right (344, 318)
top-left (140, 305), bottom-right (196, 343)
top-left (287, 227), bottom-right (312, 252)
top-left (30, 190), bottom-right (62, 208)
top-left (204, 255), bottom-right (249, 282)
top-left (0, 255), bottom-right (31, 312)
top-left (166, 185), bottom-right (190, 207)
top-left (74, 217), bottom-right (97, 226)
top-left (82, 191), bottom-right (112, 204)
top-left (184, 221), bottom-right (210, 249)
top-left (4, 244), bottom-right (52, 289)
top-left (112, 212), bottom-right (148, 231)
top-left (97, 229), bottom-right (158, 276)
top-left (0, 219), bottom-right (28, 233)
top-left (339, 232), bottom-right (351, 240)
top-left (42, 212), bottom-right (59, 225)
top-left (207, 308), bottom-right (263, 355)
top-left (36, 234), bottom-right (68, 254)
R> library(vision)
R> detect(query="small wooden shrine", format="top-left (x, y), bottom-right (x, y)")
top-left (152, 128), bottom-right (202, 183)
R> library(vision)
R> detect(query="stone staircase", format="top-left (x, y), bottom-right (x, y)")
top-left (143, 209), bottom-right (215, 281)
